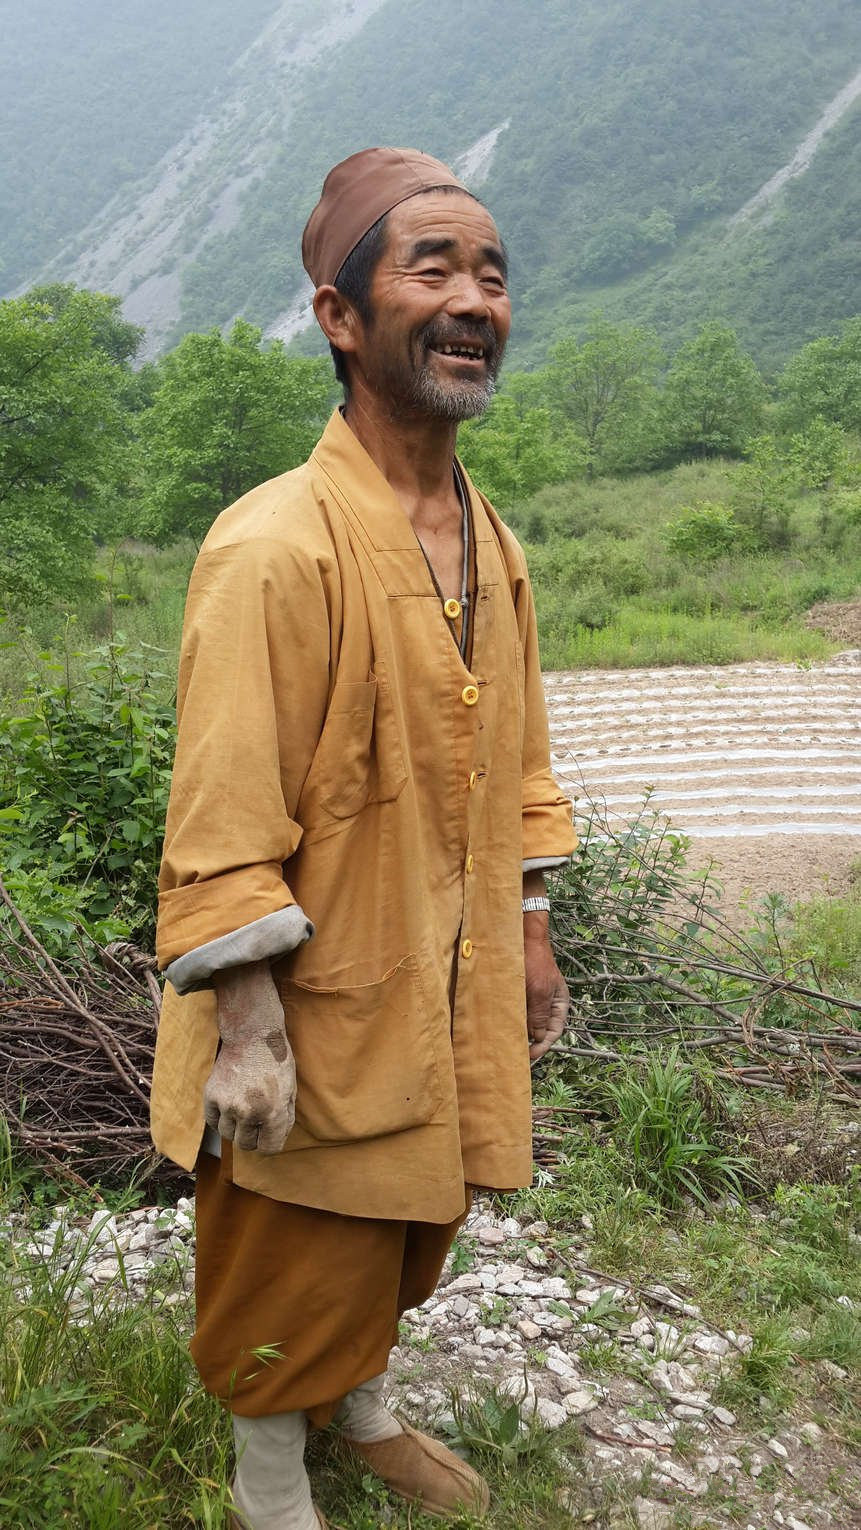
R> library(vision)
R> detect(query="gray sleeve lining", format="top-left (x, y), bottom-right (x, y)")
top-left (164, 904), bottom-right (314, 995)
top-left (522, 855), bottom-right (571, 872)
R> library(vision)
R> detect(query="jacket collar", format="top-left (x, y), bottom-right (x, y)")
top-left (311, 408), bottom-right (497, 566)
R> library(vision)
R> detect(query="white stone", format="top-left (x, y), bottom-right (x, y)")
top-left (536, 1397), bottom-right (566, 1429)
top-left (798, 1421), bottom-right (823, 1448)
top-left (519, 1279), bottom-right (545, 1297)
top-left (500, 1218), bottom-right (522, 1237)
top-left (656, 1459), bottom-right (706, 1495)
top-left (477, 1226), bottom-right (505, 1246)
top-left (767, 1438), bottom-right (788, 1460)
top-left (517, 1319), bottom-right (541, 1341)
top-left (498, 1263), bottom-right (527, 1283)
top-left (539, 1277), bottom-right (570, 1299)
top-left (89, 1257), bottom-right (121, 1282)
top-left (546, 1355), bottom-right (577, 1380)
top-left (633, 1419), bottom-right (673, 1447)
top-left (633, 1499), bottom-right (674, 1530)
top-left (819, 1359), bottom-right (847, 1381)
top-left (711, 1405), bottom-right (737, 1426)
top-left (521, 1221), bottom-right (548, 1237)
top-left (654, 1321), bottom-right (682, 1352)
top-left (630, 1316), bottom-right (653, 1339)
top-left (672, 1391), bottom-right (711, 1409)
top-left (785, 1519), bottom-right (813, 1530)
top-left (561, 1388), bottom-right (600, 1417)
top-left (449, 1296), bottom-right (472, 1319)
top-left (475, 1327), bottom-right (506, 1347)
top-left (525, 1246), bottom-right (548, 1269)
top-left (447, 1273), bottom-right (482, 1292)
top-left (671, 1403), bottom-right (705, 1420)
top-left (692, 1332), bottom-right (731, 1356)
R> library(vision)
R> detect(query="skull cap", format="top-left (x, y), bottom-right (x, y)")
top-left (302, 146), bottom-right (469, 288)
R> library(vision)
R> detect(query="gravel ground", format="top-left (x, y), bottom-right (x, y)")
top-left (7, 1195), bottom-right (860, 1529)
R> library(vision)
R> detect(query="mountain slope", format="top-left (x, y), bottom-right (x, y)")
top-left (4, 0), bottom-right (860, 364)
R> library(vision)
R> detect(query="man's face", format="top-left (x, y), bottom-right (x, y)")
top-left (354, 190), bottom-right (511, 421)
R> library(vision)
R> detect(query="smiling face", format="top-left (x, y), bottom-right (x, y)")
top-left (353, 189), bottom-right (511, 421)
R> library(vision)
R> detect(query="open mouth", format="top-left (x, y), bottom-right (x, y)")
top-left (429, 341), bottom-right (488, 363)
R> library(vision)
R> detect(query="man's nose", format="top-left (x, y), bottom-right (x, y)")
top-left (446, 274), bottom-right (491, 317)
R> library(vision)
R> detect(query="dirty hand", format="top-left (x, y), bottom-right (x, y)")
top-left (204, 960), bottom-right (296, 1154)
top-left (523, 912), bottom-right (569, 1063)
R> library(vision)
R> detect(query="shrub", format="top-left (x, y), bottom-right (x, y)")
top-left (662, 502), bottom-right (740, 560)
top-left (0, 639), bottom-right (174, 948)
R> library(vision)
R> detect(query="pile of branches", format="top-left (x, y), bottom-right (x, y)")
top-left (0, 877), bottom-right (176, 1192)
top-left (548, 792), bottom-right (861, 1107)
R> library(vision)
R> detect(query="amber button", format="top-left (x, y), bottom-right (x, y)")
top-left (468, 770), bottom-right (478, 790)
top-left (444, 598), bottom-right (461, 620)
top-left (461, 938), bottom-right (473, 959)
top-left (461, 684), bottom-right (479, 706)
top-left (466, 853), bottom-right (475, 873)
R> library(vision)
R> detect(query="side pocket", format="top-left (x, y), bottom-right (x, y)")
top-left (281, 955), bottom-right (442, 1142)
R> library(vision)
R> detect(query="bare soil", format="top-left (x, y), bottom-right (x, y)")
top-left (544, 658), bottom-right (861, 915)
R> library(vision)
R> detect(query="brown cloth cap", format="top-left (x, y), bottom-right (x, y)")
top-left (302, 146), bottom-right (469, 288)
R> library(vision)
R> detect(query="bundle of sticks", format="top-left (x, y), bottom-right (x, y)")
top-left (0, 877), bottom-right (178, 1192)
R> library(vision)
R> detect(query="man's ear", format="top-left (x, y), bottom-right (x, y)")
top-left (313, 286), bottom-right (361, 355)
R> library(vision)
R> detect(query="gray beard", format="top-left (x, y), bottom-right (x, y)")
top-left (409, 366), bottom-right (498, 421)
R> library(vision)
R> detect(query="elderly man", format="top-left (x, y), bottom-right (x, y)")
top-left (152, 147), bottom-right (576, 1529)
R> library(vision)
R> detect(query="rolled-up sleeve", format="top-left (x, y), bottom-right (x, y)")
top-left (156, 534), bottom-right (334, 989)
top-left (513, 551), bottom-right (577, 866)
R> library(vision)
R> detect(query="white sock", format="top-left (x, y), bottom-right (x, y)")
top-left (335, 1372), bottom-right (404, 1443)
top-left (232, 1411), bottom-right (318, 1530)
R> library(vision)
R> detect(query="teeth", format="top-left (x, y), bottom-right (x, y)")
top-left (438, 343), bottom-right (484, 358)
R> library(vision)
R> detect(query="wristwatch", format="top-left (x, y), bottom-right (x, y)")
top-left (522, 896), bottom-right (551, 913)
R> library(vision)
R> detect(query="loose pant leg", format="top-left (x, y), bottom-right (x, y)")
top-left (192, 1151), bottom-right (469, 1424)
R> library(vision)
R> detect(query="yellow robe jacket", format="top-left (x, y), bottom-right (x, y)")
top-left (152, 409), bottom-right (576, 1223)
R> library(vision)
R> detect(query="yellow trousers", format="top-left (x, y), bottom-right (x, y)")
top-left (192, 1148), bottom-right (469, 1422)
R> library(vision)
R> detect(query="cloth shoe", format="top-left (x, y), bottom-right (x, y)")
top-left (230, 1513), bottom-right (328, 1529)
top-left (344, 1420), bottom-right (490, 1519)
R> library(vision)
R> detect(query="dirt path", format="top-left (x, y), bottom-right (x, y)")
top-left (544, 657), bottom-right (861, 911)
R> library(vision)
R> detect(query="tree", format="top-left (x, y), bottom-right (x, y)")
top-left (660, 321), bottom-right (766, 460)
top-left (140, 320), bottom-right (335, 543)
top-left (0, 288), bottom-right (134, 607)
top-left (777, 317), bottom-right (861, 432)
top-left (457, 373), bottom-right (584, 506)
top-left (545, 320), bottom-right (664, 477)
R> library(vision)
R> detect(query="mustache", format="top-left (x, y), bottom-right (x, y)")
top-left (420, 319), bottom-right (498, 359)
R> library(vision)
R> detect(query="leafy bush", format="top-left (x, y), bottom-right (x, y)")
top-left (0, 639), bottom-right (174, 948)
top-left (662, 502), bottom-right (740, 560)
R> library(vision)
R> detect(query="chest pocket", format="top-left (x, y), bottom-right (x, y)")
top-left (313, 661), bottom-right (407, 819)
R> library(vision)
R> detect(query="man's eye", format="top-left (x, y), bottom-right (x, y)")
top-left (418, 267), bottom-right (447, 278)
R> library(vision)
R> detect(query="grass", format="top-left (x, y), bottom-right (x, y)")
top-left (2, 448), bottom-right (859, 695)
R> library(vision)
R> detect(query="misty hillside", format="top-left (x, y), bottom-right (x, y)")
top-left (3, 0), bottom-right (860, 365)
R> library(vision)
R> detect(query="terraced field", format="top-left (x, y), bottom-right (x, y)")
top-left (544, 658), bottom-right (861, 908)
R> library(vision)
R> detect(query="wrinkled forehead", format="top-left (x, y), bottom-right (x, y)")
top-left (383, 190), bottom-right (506, 267)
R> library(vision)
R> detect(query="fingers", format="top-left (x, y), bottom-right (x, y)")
top-left (528, 982), bottom-right (569, 1063)
top-left (203, 1093), bottom-right (295, 1155)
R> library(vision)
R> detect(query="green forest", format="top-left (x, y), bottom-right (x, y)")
top-left (3, 0), bottom-right (861, 366)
